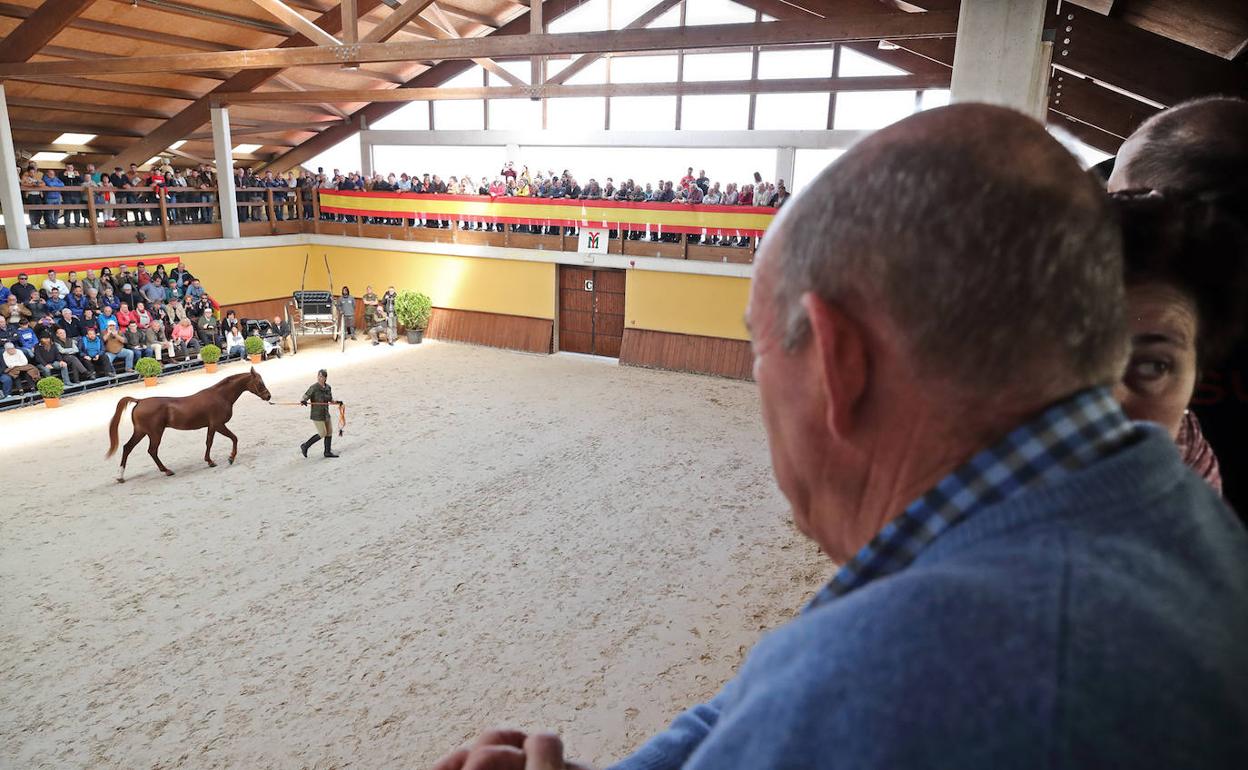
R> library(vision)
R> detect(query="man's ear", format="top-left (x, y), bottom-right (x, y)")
top-left (801, 292), bottom-right (868, 440)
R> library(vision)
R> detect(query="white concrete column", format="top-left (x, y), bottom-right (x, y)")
top-left (211, 106), bottom-right (240, 240)
top-left (775, 146), bottom-right (796, 190)
top-left (0, 84), bottom-right (30, 251)
top-left (505, 143), bottom-right (521, 164)
top-left (950, 0), bottom-right (1050, 118)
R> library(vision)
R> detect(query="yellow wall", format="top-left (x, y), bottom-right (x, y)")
top-left (182, 246), bottom-right (311, 305)
top-left (314, 246), bottom-right (556, 320)
top-left (625, 270), bottom-right (751, 341)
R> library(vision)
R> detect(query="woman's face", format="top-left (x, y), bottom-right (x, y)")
top-left (1114, 283), bottom-right (1200, 438)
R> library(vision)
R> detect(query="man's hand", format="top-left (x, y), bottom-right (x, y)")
top-left (432, 730), bottom-right (595, 770)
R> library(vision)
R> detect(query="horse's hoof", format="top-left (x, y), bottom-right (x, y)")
top-left (206, 461), bottom-right (216, 468)
top-left (228, 457), bottom-right (235, 465)
top-left (164, 470), bottom-right (175, 476)
top-left (116, 478), bottom-right (126, 484)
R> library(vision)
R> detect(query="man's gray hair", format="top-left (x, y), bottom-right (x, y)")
top-left (774, 104), bottom-right (1127, 397)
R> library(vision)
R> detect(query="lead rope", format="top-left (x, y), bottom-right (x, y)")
top-left (269, 401), bottom-right (346, 436)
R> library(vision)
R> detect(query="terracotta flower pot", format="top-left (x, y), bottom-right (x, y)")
top-left (249, 354), bottom-right (262, 364)
top-left (205, 362), bottom-right (219, 373)
top-left (43, 397), bottom-right (60, 409)
top-left (144, 377), bottom-right (158, 387)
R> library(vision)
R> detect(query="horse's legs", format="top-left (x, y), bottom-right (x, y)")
top-left (217, 425), bottom-right (240, 465)
top-left (118, 430), bottom-right (145, 483)
top-left (147, 426), bottom-right (175, 476)
top-left (204, 427), bottom-right (217, 467)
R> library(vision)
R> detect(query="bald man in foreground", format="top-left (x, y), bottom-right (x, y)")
top-left (434, 105), bottom-right (1248, 770)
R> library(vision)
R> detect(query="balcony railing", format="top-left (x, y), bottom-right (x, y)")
top-left (4, 186), bottom-right (768, 263)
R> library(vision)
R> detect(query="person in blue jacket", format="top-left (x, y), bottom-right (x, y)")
top-left (435, 105), bottom-right (1248, 770)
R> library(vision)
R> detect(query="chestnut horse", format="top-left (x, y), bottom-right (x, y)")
top-left (107, 368), bottom-right (272, 482)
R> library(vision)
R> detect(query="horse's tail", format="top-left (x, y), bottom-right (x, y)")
top-left (106, 397), bottom-right (139, 458)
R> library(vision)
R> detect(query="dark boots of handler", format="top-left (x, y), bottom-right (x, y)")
top-left (299, 434), bottom-right (338, 458)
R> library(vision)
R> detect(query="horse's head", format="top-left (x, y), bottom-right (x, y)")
top-left (248, 367), bottom-right (272, 402)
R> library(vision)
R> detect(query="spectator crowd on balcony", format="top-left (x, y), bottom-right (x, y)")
top-left (18, 159), bottom-right (789, 245)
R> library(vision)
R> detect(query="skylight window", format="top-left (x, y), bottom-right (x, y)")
top-left (53, 133), bottom-right (95, 144)
top-left (31, 151), bottom-right (68, 162)
top-left (233, 144), bottom-right (262, 154)
top-left (169, 140), bottom-right (187, 150)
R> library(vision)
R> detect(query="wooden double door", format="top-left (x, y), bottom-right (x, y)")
top-left (559, 266), bottom-right (625, 357)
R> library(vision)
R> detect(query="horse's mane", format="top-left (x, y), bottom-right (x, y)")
top-left (213, 370), bottom-right (257, 388)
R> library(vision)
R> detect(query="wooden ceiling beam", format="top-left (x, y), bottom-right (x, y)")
top-left (1059, 4), bottom-right (1248, 107)
top-left (439, 2), bottom-right (498, 28)
top-left (0, 12), bottom-right (961, 76)
top-left (6, 75), bottom-right (204, 101)
top-left (342, 0), bottom-right (359, 43)
top-left (105, 0), bottom-right (384, 170)
top-left (359, 0), bottom-right (436, 43)
top-left (1048, 72), bottom-right (1161, 141)
top-left (272, 73), bottom-right (352, 118)
top-left (473, 57), bottom-right (525, 86)
top-left (546, 0), bottom-right (682, 86)
top-left (0, 0), bottom-right (96, 63)
top-left (220, 73), bottom-right (950, 104)
top-left (5, 96), bottom-right (172, 120)
top-left (100, 0), bottom-right (292, 37)
top-left (0, 2), bottom-right (236, 53)
top-left (11, 119), bottom-right (147, 138)
top-left (1048, 111), bottom-right (1123, 154)
top-left (13, 141), bottom-right (123, 155)
top-left (249, 0), bottom-right (342, 45)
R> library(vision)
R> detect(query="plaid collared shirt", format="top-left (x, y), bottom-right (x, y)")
top-left (808, 387), bottom-right (1140, 609)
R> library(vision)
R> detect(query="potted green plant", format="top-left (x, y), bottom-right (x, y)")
top-left (201, 343), bottom-right (222, 373)
top-left (395, 290), bottom-right (432, 344)
top-left (36, 376), bottom-right (64, 408)
top-left (244, 334), bottom-right (265, 363)
top-left (136, 356), bottom-right (162, 386)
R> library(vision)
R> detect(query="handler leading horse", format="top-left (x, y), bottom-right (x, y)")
top-left (107, 368), bottom-right (272, 482)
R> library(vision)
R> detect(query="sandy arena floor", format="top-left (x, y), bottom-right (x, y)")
top-left (0, 339), bottom-right (827, 769)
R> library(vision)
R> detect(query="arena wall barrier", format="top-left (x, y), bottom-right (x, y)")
top-left (10, 240), bottom-right (756, 375)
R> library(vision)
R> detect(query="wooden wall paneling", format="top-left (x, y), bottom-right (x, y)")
top-left (426, 307), bottom-right (553, 353)
top-left (620, 328), bottom-right (754, 380)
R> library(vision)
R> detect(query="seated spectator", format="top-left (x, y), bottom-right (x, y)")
top-left (99, 285), bottom-right (120, 313)
top-left (66, 286), bottom-right (89, 318)
top-left (3, 342), bottom-right (39, 393)
top-left (81, 307), bottom-right (97, 331)
top-left (9, 273), bottom-right (35, 304)
top-left (56, 308), bottom-right (85, 340)
top-left (368, 305), bottom-right (393, 346)
top-left (102, 322), bottom-right (134, 372)
top-left (0, 279), bottom-right (9, 306)
top-left (33, 335), bottom-right (83, 385)
top-left (270, 315), bottom-right (292, 354)
top-left (81, 268), bottom-right (102, 296)
top-left (136, 301), bottom-right (154, 328)
top-left (43, 269), bottom-right (69, 297)
top-left (165, 279), bottom-right (182, 304)
top-left (140, 277), bottom-right (165, 306)
top-left (26, 293), bottom-right (49, 325)
top-left (116, 302), bottom-right (138, 329)
top-left (0, 316), bottom-right (14, 349)
top-left (123, 321), bottom-right (151, 363)
top-left (185, 279), bottom-right (205, 300)
top-left (739, 179), bottom-right (754, 206)
top-left (79, 327), bottom-right (115, 377)
top-left (144, 319), bottom-right (175, 361)
top-left (15, 318), bottom-right (38, 356)
top-left (224, 324), bottom-right (246, 359)
top-left (53, 328), bottom-right (92, 380)
top-left (0, 367), bottom-right (10, 399)
top-left (97, 305), bottom-right (119, 332)
top-left (118, 283), bottom-right (139, 312)
top-left (163, 297), bottom-right (189, 327)
top-left (171, 318), bottom-right (200, 358)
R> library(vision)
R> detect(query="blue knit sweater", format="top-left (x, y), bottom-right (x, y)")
top-left (609, 428), bottom-right (1248, 769)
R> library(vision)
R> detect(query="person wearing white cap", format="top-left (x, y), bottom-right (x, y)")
top-left (3, 342), bottom-right (39, 394)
